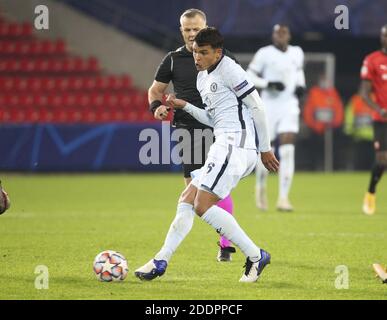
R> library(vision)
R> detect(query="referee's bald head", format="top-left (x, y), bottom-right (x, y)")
top-left (180, 8), bottom-right (207, 26)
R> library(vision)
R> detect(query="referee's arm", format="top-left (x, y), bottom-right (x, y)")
top-left (148, 80), bottom-right (170, 120)
top-left (148, 52), bottom-right (173, 120)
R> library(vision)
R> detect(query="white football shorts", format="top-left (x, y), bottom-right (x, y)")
top-left (264, 100), bottom-right (300, 140)
top-left (190, 141), bottom-right (258, 199)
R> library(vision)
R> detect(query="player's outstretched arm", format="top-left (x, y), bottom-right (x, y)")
top-left (166, 94), bottom-right (214, 127)
top-left (242, 90), bottom-right (279, 172)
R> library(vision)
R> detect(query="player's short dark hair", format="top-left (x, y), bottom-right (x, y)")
top-left (180, 8), bottom-right (206, 24)
top-left (194, 27), bottom-right (224, 49)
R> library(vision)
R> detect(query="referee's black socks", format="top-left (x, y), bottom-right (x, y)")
top-left (368, 163), bottom-right (385, 194)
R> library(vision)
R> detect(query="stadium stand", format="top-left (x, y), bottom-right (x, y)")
top-left (0, 13), bottom-right (154, 124)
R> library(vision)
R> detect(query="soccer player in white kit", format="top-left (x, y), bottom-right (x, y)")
top-left (135, 27), bottom-right (279, 282)
top-left (247, 24), bottom-right (306, 211)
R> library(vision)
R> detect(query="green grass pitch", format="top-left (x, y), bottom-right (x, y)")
top-left (0, 172), bottom-right (386, 300)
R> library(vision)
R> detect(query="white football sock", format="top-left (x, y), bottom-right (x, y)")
top-left (154, 202), bottom-right (194, 262)
top-left (255, 154), bottom-right (269, 189)
top-left (201, 205), bottom-right (261, 262)
top-left (255, 158), bottom-right (269, 189)
top-left (279, 144), bottom-right (295, 199)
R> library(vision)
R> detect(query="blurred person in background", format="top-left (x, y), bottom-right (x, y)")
top-left (302, 75), bottom-right (344, 171)
top-left (303, 74), bottom-right (344, 135)
top-left (147, 9), bottom-right (237, 261)
top-left (247, 24), bottom-right (306, 212)
top-left (344, 92), bottom-right (375, 170)
top-left (360, 25), bottom-right (387, 216)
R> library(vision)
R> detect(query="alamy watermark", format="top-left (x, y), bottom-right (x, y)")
top-left (34, 5), bottom-right (49, 30)
top-left (34, 265), bottom-right (49, 289)
top-left (139, 121), bottom-right (214, 165)
top-left (334, 265), bottom-right (349, 289)
top-left (334, 5), bottom-right (349, 30)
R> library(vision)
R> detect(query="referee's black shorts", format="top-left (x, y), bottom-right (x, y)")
top-left (179, 127), bottom-right (215, 178)
top-left (373, 121), bottom-right (387, 151)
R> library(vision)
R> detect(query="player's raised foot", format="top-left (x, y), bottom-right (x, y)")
top-left (372, 263), bottom-right (387, 283)
top-left (239, 249), bottom-right (271, 283)
top-left (255, 186), bottom-right (268, 211)
top-left (217, 242), bottom-right (236, 262)
top-left (363, 192), bottom-right (376, 215)
top-left (134, 259), bottom-right (167, 281)
top-left (276, 198), bottom-right (293, 212)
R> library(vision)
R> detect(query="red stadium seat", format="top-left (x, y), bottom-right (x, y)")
top-left (1, 77), bottom-right (14, 90)
top-left (72, 77), bottom-right (84, 90)
top-left (77, 93), bottom-right (91, 107)
top-left (0, 105), bottom-right (6, 122)
top-left (91, 92), bottom-right (104, 107)
top-left (8, 23), bottom-right (18, 37)
top-left (82, 76), bottom-right (94, 90)
top-left (21, 23), bottom-right (33, 36)
top-left (84, 106), bottom-right (97, 123)
top-left (8, 106), bottom-right (26, 123)
top-left (51, 105), bottom-right (68, 123)
top-left (19, 93), bottom-right (33, 107)
top-left (87, 57), bottom-right (99, 72)
top-left (67, 105), bottom-right (82, 123)
top-left (28, 77), bottom-right (41, 91)
top-left (55, 39), bottom-right (66, 54)
top-left (125, 110), bottom-right (139, 122)
top-left (33, 94), bottom-right (49, 107)
top-left (120, 75), bottom-right (132, 89)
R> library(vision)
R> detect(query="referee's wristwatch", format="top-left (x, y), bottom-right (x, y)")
top-left (149, 100), bottom-right (162, 114)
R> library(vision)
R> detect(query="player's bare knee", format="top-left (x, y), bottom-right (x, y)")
top-left (193, 199), bottom-right (207, 217)
top-left (178, 183), bottom-right (197, 205)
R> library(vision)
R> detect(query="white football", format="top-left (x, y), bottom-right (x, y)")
top-left (93, 250), bottom-right (128, 282)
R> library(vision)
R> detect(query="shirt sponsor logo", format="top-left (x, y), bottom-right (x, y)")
top-left (233, 80), bottom-right (248, 92)
top-left (210, 82), bottom-right (218, 92)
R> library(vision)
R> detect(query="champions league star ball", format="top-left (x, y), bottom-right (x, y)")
top-left (93, 250), bottom-right (129, 282)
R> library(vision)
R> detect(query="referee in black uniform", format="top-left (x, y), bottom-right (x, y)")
top-left (148, 8), bottom-right (236, 262)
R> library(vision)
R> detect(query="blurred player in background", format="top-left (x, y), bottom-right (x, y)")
top-left (136, 27), bottom-right (279, 282)
top-left (0, 181), bottom-right (10, 215)
top-left (360, 24), bottom-right (387, 215)
top-left (247, 24), bottom-right (306, 211)
top-left (147, 9), bottom-right (237, 261)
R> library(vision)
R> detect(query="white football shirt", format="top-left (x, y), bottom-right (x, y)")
top-left (248, 44), bottom-right (305, 107)
top-left (196, 55), bottom-right (258, 150)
